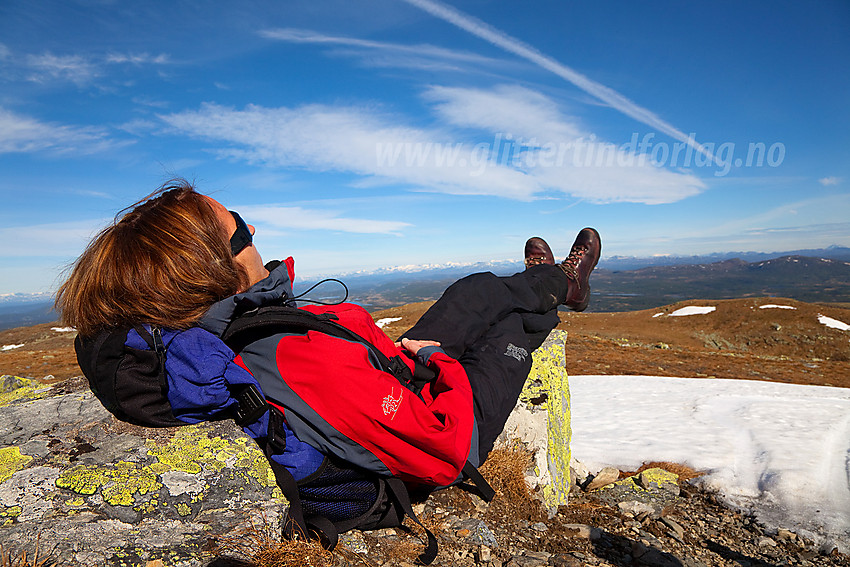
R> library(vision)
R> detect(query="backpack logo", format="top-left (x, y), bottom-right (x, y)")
top-left (382, 387), bottom-right (403, 420)
top-left (504, 343), bottom-right (528, 362)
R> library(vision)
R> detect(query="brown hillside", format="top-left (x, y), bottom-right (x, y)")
top-left (0, 322), bottom-right (79, 383)
top-left (2, 298), bottom-right (849, 389)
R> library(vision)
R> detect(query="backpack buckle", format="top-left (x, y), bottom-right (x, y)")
top-left (234, 384), bottom-right (269, 426)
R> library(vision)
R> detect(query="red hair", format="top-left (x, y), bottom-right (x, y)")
top-left (55, 180), bottom-right (248, 336)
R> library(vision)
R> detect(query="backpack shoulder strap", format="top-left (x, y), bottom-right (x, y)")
top-left (222, 305), bottom-right (418, 388)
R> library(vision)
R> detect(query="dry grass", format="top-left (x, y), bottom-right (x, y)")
top-left (0, 536), bottom-right (58, 567)
top-left (215, 516), bottom-right (337, 567)
top-left (480, 444), bottom-right (535, 502)
top-left (479, 444), bottom-right (543, 522)
top-left (372, 533), bottom-right (422, 566)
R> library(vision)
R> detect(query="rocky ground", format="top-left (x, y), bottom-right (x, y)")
top-left (329, 457), bottom-right (850, 567)
top-left (1, 297), bottom-right (849, 566)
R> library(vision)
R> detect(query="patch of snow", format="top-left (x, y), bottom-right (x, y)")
top-left (375, 317), bottom-right (402, 329)
top-left (759, 304), bottom-right (796, 310)
top-left (1, 344), bottom-right (25, 351)
top-left (818, 314), bottom-right (850, 331)
top-left (652, 313), bottom-right (664, 318)
top-left (51, 326), bottom-right (76, 332)
top-left (668, 306), bottom-right (716, 317)
top-left (570, 375), bottom-right (850, 553)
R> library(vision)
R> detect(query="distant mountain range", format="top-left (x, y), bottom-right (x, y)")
top-left (587, 255), bottom-right (850, 312)
top-left (1, 247), bottom-right (848, 331)
top-left (598, 245), bottom-right (850, 271)
top-left (0, 291), bottom-right (54, 305)
top-left (0, 298), bottom-right (57, 332)
top-left (296, 250), bottom-right (850, 314)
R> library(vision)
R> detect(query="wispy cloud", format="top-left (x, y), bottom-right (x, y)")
top-left (401, 0), bottom-right (715, 164)
top-left (0, 107), bottom-right (119, 155)
top-left (240, 205), bottom-right (411, 235)
top-left (161, 84), bottom-right (705, 204)
top-left (160, 100), bottom-right (540, 200)
top-left (425, 85), bottom-right (583, 141)
top-left (105, 52), bottom-right (170, 65)
top-left (819, 176), bottom-right (842, 186)
top-left (12, 47), bottom-right (171, 87)
top-left (26, 53), bottom-right (100, 86)
top-left (0, 219), bottom-right (106, 258)
top-left (653, 194), bottom-right (850, 251)
top-left (259, 27), bottom-right (507, 72)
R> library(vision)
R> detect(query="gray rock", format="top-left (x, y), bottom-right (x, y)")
top-left (452, 517), bottom-right (498, 548)
top-left (585, 467), bottom-right (620, 491)
top-left (506, 554), bottom-right (547, 567)
top-left (659, 517), bottom-right (685, 542)
top-left (561, 523), bottom-right (602, 541)
top-left (161, 470), bottom-right (206, 497)
top-left (618, 500), bottom-right (657, 518)
top-left (0, 390), bottom-right (286, 565)
top-left (776, 527), bottom-right (796, 542)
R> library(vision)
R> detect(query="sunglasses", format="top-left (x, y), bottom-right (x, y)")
top-left (229, 211), bottom-right (253, 256)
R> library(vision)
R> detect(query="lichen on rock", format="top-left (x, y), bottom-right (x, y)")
top-left (511, 330), bottom-right (572, 513)
top-left (0, 505), bottom-right (22, 526)
top-left (146, 424), bottom-right (278, 492)
top-left (56, 461), bottom-right (161, 506)
top-left (0, 447), bottom-right (33, 484)
top-left (0, 376), bottom-right (51, 407)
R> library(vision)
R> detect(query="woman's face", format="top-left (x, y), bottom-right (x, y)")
top-left (205, 196), bottom-right (269, 290)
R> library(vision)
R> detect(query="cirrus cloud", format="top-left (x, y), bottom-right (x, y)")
top-left (160, 85), bottom-right (705, 204)
top-left (0, 107), bottom-right (118, 155)
top-left (239, 205), bottom-right (411, 235)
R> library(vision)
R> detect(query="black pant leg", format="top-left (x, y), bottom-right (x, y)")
top-left (401, 266), bottom-right (568, 359)
top-left (458, 312), bottom-right (539, 463)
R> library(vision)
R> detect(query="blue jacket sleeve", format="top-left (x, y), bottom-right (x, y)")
top-left (126, 326), bottom-right (326, 480)
top-left (127, 326), bottom-right (257, 424)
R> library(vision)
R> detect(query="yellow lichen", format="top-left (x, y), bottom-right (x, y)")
top-left (610, 476), bottom-right (642, 491)
top-left (522, 331), bottom-right (572, 511)
top-left (542, 341), bottom-right (571, 509)
top-left (175, 502), bottom-right (192, 517)
top-left (148, 426), bottom-right (237, 474)
top-left (0, 446), bottom-right (33, 483)
top-left (147, 425), bottom-right (278, 489)
top-left (638, 467), bottom-right (679, 489)
top-left (101, 462), bottom-right (160, 506)
top-left (55, 423), bottom-right (283, 512)
top-left (135, 499), bottom-right (158, 514)
top-left (56, 461), bottom-right (162, 506)
top-left (1, 505), bottom-right (22, 527)
top-left (1, 505), bottom-right (22, 519)
top-left (0, 376), bottom-right (49, 407)
top-left (55, 466), bottom-right (108, 495)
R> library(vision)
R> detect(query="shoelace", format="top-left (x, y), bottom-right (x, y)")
top-left (559, 245), bottom-right (587, 286)
top-left (524, 256), bottom-right (550, 267)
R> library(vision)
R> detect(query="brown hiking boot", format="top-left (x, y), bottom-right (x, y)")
top-left (524, 237), bottom-right (555, 269)
top-left (559, 228), bottom-right (601, 312)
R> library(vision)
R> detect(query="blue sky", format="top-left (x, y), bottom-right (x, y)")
top-left (1, 0), bottom-right (848, 295)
